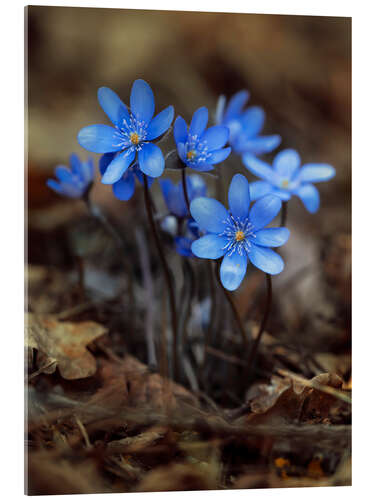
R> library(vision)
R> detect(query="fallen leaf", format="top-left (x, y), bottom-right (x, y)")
top-left (26, 313), bottom-right (107, 379)
top-left (243, 373), bottom-right (347, 425)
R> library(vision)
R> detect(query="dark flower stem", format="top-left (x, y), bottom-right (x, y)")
top-left (214, 260), bottom-right (248, 348)
top-left (181, 168), bottom-right (191, 217)
top-left (142, 174), bottom-right (179, 380)
top-left (246, 274), bottom-right (272, 375)
top-left (280, 201), bottom-right (288, 227)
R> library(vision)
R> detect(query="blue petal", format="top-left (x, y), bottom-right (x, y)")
top-left (135, 169), bottom-right (154, 187)
top-left (47, 179), bottom-right (81, 198)
top-left (190, 107), bottom-right (208, 137)
top-left (200, 126), bottom-right (229, 151)
top-left (207, 147), bottom-right (231, 165)
top-left (224, 90), bottom-right (249, 121)
top-left (190, 197), bottom-right (229, 233)
top-left (242, 154), bottom-right (277, 183)
top-left (240, 106), bottom-right (265, 137)
top-left (99, 152), bottom-right (116, 176)
top-left (55, 165), bottom-right (74, 184)
top-left (147, 106), bottom-right (174, 140)
top-left (295, 183), bottom-right (320, 213)
top-left (273, 149), bottom-right (301, 179)
top-left (188, 174), bottom-right (207, 198)
top-left (175, 237), bottom-right (194, 257)
top-left (69, 154), bottom-right (81, 176)
top-left (269, 188), bottom-right (292, 201)
top-left (79, 157), bottom-right (94, 184)
top-left (249, 181), bottom-right (273, 201)
top-left (174, 116), bottom-right (188, 145)
top-left (78, 125), bottom-right (125, 154)
top-left (97, 87), bottom-right (130, 128)
top-left (159, 178), bottom-right (174, 205)
top-left (191, 234), bottom-right (226, 259)
top-left (130, 79), bottom-right (155, 124)
top-left (228, 174), bottom-right (250, 219)
top-left (101, 148), bottom-right (135, 184)
top-left (239, 135), bottom-right (281, 155)
top-left (220, 251), bottom-right (248, 291)
top-left (138, 143), bottom-right (164, 178)
top-left (188, 162), bottom-right (215, 172)
top-left (112, 173), bottom-right (136, 201)
top-left (252, 227), bottom-right (290, 247)
top-left (47, 179), bottom-right (64, 195)
top-left (297, 164), bottom-right (336, 183)
top-left (248, 245), bottom-right (284, 275)
top-left (177, 142), bottom-right (187, 162)
top-left (249, 194), bottom-right (282, 230)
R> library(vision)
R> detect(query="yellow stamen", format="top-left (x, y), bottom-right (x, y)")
top-left (130, 132), bottom-right (140, 145)
top-left (235, 230), bottom-right (245, 242)
top-left (187, 150), bottom-right (196, 160)
top-left (281, 179), bottom-right (289, 188)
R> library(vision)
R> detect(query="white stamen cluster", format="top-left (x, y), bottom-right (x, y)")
top-left (220, 214), bottom-right (255, 256)
top-left (114, 115), bottom-right (149, 151)
top-left (185, 133), bottom-right (211, 164)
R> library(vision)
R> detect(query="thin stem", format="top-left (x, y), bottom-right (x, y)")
top-left (280, 201), bottom-right (288, 227)
top-left (143, 174), bottom-right (179, 380)
top-left (181, 168), bottom-right (191, 217)
top-left (214, 260), bottom-right (248, 348)
top-left (135, 228), bottom-right (157, 371)
top-left (246, 274), bottom-right (272, 375)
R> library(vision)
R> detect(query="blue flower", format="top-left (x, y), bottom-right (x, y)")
top-left (78, 80), bottom-right (174, 184)
top-left (190, 174), bottom-right (290, 291)
top-left (216, 90), bottom-right (281, 156)
top-left (159, 174), bottom-right (207, 218)
top-left (175, 220), bottom-right (200, 258)
top-left (244, 149), bottom-right (336, 213)
top-left (47, 153), bottom-right (94, 198)
top-left (99, 152), bottom-right (153, 201)
top-left (174, 107), bottom-right (231, 171)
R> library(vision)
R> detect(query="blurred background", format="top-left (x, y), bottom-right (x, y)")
top-left (27, 6), bottom-right (351, 398)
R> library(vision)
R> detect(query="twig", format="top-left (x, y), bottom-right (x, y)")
top-left (277, 369), bottom-right (352, 404)
top-left (74, 415), bottom-right (92, 448)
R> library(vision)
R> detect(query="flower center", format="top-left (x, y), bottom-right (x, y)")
top-left (281, 179), bottom-right (289, 188)
top-left (187, 150), bottom-right (197, 160)
top-left (184, 134), bottom-right (211, 165)
top-left (235, 230), bottom-right (245, 242)
top-left (220, 215), bottom-right (255, 256)
top-left (130, 132), bottom-right (140, 145)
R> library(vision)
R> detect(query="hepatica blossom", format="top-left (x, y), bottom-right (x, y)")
top-left (78, 80), bottom-right (174, 184)
top-left (160, 174), bottom-right (207, 218)
top-left (174, 107), bottom-right (231, 171)
top-left (216, 90), bottom-right (281, 157)
top-left (243, 149), bottom-right (336, 213)
top-left (190, 174), bottom-right (289, 291)
top-left (99, 153), bottom-right (153, 201)
top-left (47, 153), bottom-right (94, 198)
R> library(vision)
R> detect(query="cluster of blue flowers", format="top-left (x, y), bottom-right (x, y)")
top-left (47, 79), bottom-right (336, 291)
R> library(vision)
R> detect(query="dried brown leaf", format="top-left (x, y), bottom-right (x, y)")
top-left (26, 313), bottom-right (107, 379)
